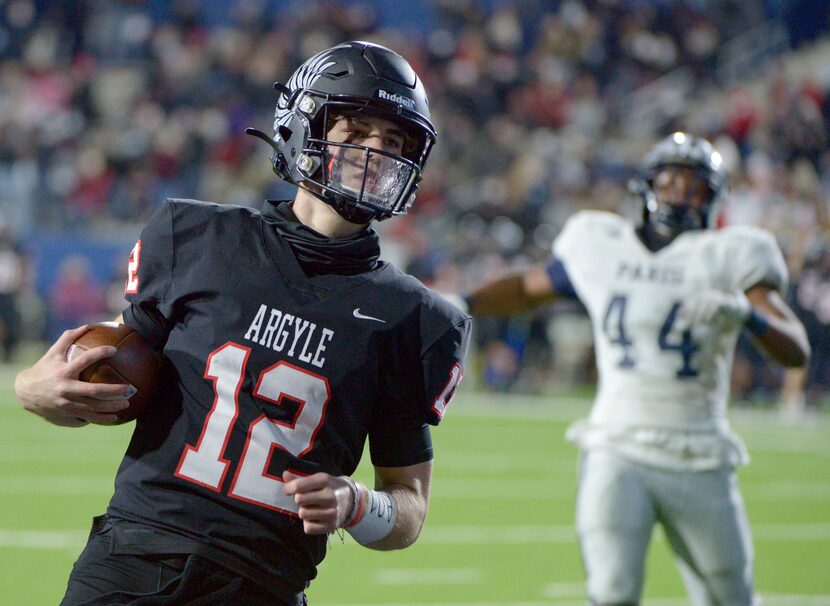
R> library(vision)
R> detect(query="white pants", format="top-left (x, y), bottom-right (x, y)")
top-left (576, 449), bottom-right (757, 606)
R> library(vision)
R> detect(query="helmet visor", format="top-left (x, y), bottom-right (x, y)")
top-left (322, 142), bottom-right (419, 215)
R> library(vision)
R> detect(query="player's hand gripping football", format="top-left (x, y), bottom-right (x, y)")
top-left (676, 289), bottom-right (752, 331)
top-left (283, 471), bottom-right (356, 535)
top-left (14, 326), bottom-right (132, 426)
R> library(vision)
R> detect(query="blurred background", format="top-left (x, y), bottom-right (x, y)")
top-left (1, 0), bottom-right (829, 417)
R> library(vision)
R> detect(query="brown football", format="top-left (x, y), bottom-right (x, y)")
top-left (66, 322), bottom-right (161, 424)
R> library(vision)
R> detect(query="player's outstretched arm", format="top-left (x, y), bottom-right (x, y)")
top-left (466, 264), bottom-right (560, 316)
top-left (14, 326), bottom-right (132, 426)
top-left (744, 285), bottom-right (810, 368)
top-left (283, 460), bottom-right (432, 550)
top-left (357, 461), bottom-right (432, 550)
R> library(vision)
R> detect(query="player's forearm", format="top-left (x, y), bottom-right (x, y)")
top-left (345, 462), bottom-right (431, 550)
top-left (359, 482), bottom-right (428, 551)
top-left (469, 273), bottom-right (557, 316)
top-left (743, 287), bottom-right (810, 368)
top-left (747, 310), bottom-right (810, 368)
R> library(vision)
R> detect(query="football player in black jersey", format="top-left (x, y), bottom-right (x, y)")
top-left (15, 41), bottom-right (471, 606)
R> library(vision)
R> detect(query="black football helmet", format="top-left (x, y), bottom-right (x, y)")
top-left (247, 41), bottom-right (436, 224)
top-left (633, 132), bottom-right (729, 239)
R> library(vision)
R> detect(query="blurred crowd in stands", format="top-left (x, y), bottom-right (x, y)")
top-left (1, 0), bottom-right (829, 412)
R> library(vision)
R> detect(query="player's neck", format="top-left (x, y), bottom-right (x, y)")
top-left (637, 223), bottom-right (674, 253)
top-left (292, 190), bottom-right (370, 239)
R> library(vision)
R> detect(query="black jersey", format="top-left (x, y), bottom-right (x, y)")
top-left (111, 199), bottom-right (471, 591)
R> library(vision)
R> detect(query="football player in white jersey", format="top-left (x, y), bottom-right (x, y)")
top-left (455, 133), bottom-right (810, 606)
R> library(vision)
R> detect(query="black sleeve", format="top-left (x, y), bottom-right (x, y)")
top-left (369, 424), bottom-right (433, 468)
top-left (122, 201), bottom-right (177, 348)
top-left (369, 316), bottom-right (471, 468)
top-left (544, 258), bottom-right (578, 299)
top-left (419, 318), bottom-right (470, 424)
top-left (122, 303), bottom-right (170, 351)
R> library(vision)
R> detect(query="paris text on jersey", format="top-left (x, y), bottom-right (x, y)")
top-left (616, 261), bottom-right (684, 285)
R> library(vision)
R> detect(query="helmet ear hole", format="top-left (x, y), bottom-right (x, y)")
top-left (278, 126), bottom-right (292, 142)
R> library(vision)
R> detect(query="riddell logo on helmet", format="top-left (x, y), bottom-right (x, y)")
top-left (377, 89), bottom-right (415, 110)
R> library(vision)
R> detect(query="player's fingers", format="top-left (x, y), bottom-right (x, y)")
top-left (284, 471), bottom-right (330, 495)
top-left (690, 299), bottom-right (711, 324)
top-left (73, 381), bottom-right (134, 401)
top-left (48, 326), bottom-right (89, 357)
top-left (300, 520), bottom-right (333, 535)
top-left (298, 505), bottom-right (336, 520)
top-left (52, 396), bottom-right (129, 418)
top-left (292, 488), bottom-right (334, 508)
top-left (703, 298), bottom-right (720, 321)
top-left (71, 396), bottom-right (132, 413)
top-left (65, 345), bottom-right (118, 376)
top-left (675, 303), bottom-right (695, 331)
top-left (44, 399), bottom-right (123, 426)
top-left (282, 470), bottom-right (302, 495)
top-left (73, 411), bottom-right (122, 425)
top-left (297, 507), bottom-right (337, 534)
top-left (42, 414), bottom-right (91, 428)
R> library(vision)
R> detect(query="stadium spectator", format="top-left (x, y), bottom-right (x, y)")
top-left (0, 219), bottom-right (26, 362)
top-left (47, 254), bottom-right (107, 341)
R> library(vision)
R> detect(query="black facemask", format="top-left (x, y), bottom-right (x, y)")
top-left (651, 202), bottom-right (706, 239)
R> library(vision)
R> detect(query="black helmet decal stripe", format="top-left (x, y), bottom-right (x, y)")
top-left (289, 50), bottom-right (336, 93)
top-left (274, 50), bottom-right (336, 132)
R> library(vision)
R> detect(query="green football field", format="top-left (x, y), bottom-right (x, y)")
top-left (2, 365), bottom-right (829, 605)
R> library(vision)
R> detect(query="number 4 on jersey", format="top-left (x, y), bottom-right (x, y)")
top-left (658, 302), bottom-right (699, 378)
top-left (603, 294), bottom-right (699, 378)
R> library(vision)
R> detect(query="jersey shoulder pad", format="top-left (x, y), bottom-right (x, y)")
top-left (374, 263), bottom-right (471, 351)
top-left (166, 198), bottom-right (257, 227)
top-left (554, 210), bottom-right (629, 259)
top-left (566, 209), bottom-right (627, 231)
top-left (718, 223), bottom-right (775, 242)
top-left (377, 263), bottom-right (471, 326)
top-left (717, 224), bottom-right (788, 292)
top-left (163, 199), bottom-right (264, 250)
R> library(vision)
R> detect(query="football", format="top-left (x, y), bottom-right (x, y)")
top-left (66, 322), bottom-right (161, 424)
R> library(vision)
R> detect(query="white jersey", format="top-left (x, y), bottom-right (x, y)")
top-left (556, 211), bottom-right (787, 471)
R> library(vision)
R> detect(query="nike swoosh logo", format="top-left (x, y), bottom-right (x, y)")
top-left (353, 308), bottom-right (386, 323)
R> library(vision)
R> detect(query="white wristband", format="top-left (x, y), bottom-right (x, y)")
top-left (344, 484), bottom-right (397, 545)
top-left (340, 476), bottom-right (362, 527)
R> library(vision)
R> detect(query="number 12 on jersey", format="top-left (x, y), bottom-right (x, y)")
top-left (603, 294), bottom-right (699, 378)
top-left (175, 343), bottom-right (330, 515)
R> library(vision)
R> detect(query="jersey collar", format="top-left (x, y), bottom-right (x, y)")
top-left (262, 200), bottom-right (381, 277)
